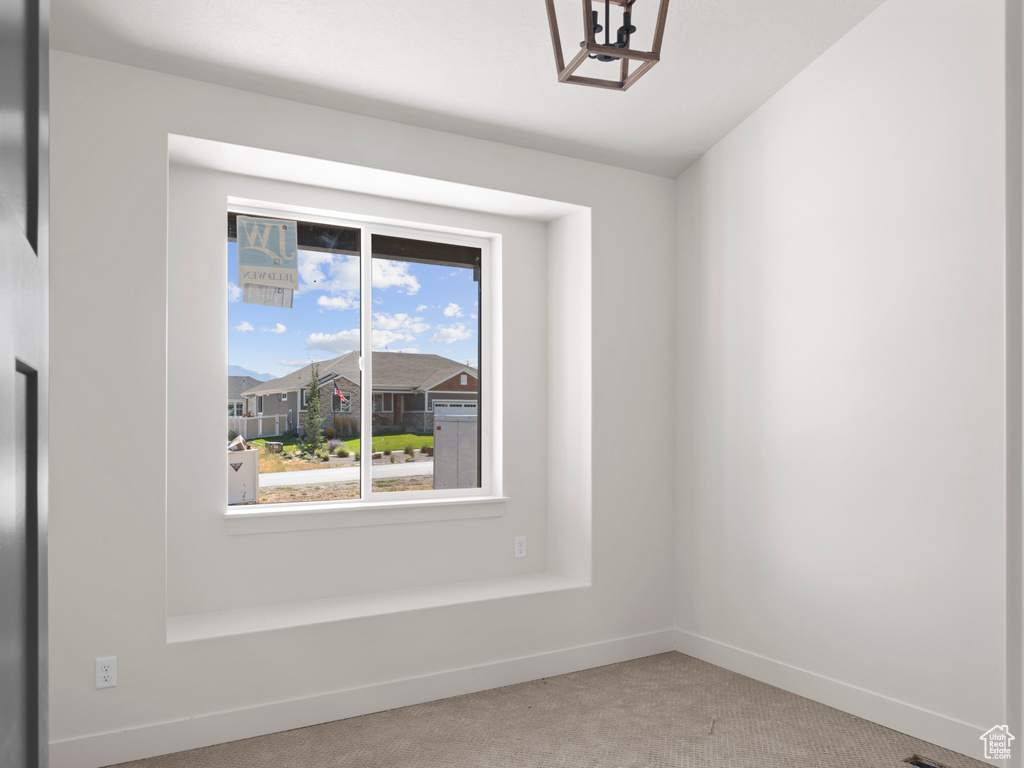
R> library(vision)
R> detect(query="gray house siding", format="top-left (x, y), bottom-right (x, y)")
top-left (256, 391), bottom-right (291, 418)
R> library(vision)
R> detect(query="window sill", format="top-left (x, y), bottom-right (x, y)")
top-left (166, 572), bottom-right (588, 643)
top-left (225, 494), bottom-right (508, 535)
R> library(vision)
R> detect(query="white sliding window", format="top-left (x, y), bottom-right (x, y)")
top-left (227, 209), bottom-right (488, 506)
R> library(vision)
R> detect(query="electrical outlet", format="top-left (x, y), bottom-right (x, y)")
top-left (514, 536), bottom-right (526, 559)
top-left (95, 656), bottom-right (117, 689)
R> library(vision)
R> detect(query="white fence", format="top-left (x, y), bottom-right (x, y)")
top-left (228, 414), bottom-right (289, 440)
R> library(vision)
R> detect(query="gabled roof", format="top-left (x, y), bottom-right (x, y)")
top-left (240, 351), bottom-right (477, 397)
top-left (373, 352), bottom-right (477, 391)
top-left (418, 364), bottom-right (478, 393)
top-left (228, 375), bottom-right (262, 400)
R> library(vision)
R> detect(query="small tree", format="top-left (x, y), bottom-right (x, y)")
top-left (304, 361), bottom-right (325, 451)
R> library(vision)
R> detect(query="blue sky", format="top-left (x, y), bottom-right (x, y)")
top-left (228, 242), bottom-right (479, 379)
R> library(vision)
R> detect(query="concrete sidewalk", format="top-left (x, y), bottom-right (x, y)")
top-left (260, 460), bottom-right (434, 488)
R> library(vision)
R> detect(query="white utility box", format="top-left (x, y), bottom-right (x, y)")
top-left (433, 413), bottom-right (478, 490)
top-left (228, 448), bottom-right (259, 504)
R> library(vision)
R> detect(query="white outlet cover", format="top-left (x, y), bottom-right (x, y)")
top-left (95, 656), bottom-right (117, 689)
top-left (514, 536), bottom-right (526, 558)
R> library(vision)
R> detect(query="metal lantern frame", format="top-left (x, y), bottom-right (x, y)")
top-left (545, 0), bottom-right (671, 91)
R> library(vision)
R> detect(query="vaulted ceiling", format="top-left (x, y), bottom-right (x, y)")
top-left (50, 0), bottom-right (886, 177)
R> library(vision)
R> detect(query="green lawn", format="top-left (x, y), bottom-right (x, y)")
top-left (343, 433), bottom-right (433, 454)
top-left (249, 433), bottom-right (432, 455)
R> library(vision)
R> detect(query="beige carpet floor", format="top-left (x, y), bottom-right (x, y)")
top-left (107, 652), bottom-right (992, 768)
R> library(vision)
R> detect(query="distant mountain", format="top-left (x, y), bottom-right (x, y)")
top-left (228, 365), bottom-right (272, 381)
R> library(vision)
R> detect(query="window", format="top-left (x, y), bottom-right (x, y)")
top-left (403, 393), bottom-right (426, 412)
top-left (333, 391), bottom-right (352, 413)
top-left (228, 211), bottom-right (487, 506)
top-left (371, 393), bottom-right (393, 413)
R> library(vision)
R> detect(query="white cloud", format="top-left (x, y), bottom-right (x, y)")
top-left (327, 255), bottom-right (361, 292)
top-left (318, 295), bottom-right (357, 310)
top-left (372, 313), bottom-right (407, 331)
top-left (372, 329), bottom-right (416, 348)
top-left (443, 302), bottom-right (463, 318)
top-left (234, 321), bottom-right (254, 332)
top-left (430, 323), bottom-right (472, 344)
top-left (299, 251), bottom-right (360, 309)
top-left (297, 251), bottom-right (333, 291)
top-left (373, 312), bottom-right (429, 334)
top-left (228, 282), bottom-right (241, 302)
top-left (306, 329), bottom-right (360, 353)
top-left (372, 259), bottom-right (420, 295)
top-left (266, 323), bottom-right (287, 334)
top-left (311, 316), bottom-right (427, 351)
top-left (415, 304), bottom-right (428, 313)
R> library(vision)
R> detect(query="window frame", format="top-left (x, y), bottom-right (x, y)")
top-left (227, 203), bottom-right (495, 507)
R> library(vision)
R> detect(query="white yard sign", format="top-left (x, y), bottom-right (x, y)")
top-left (237, 216), bottom-right (298, 307)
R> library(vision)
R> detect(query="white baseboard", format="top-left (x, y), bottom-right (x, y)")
top-left (50, 629), bottom-right (676, 768)
top-left (672, 628), bottom-right (992, 763)
top-left (52, 628), bottom-right (994, 768)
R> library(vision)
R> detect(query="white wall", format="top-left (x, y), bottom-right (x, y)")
top-left (49, 52), bottom-right (675, 767)
top-left (49, 0), bottom-right (1015, 764)
top-left (675, 0), bottom-right (1007, 758)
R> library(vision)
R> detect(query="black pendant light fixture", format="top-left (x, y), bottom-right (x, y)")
top-left (545, 0), bottom-right (671, 91)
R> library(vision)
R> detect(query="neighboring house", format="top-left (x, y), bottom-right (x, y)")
top-left (227, 375), bottom-right (261, 417)
top-left (239, 351), bottom-right (478, 436)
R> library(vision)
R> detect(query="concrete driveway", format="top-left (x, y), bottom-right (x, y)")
top-left (260, 460), bottom-right (434, 488)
